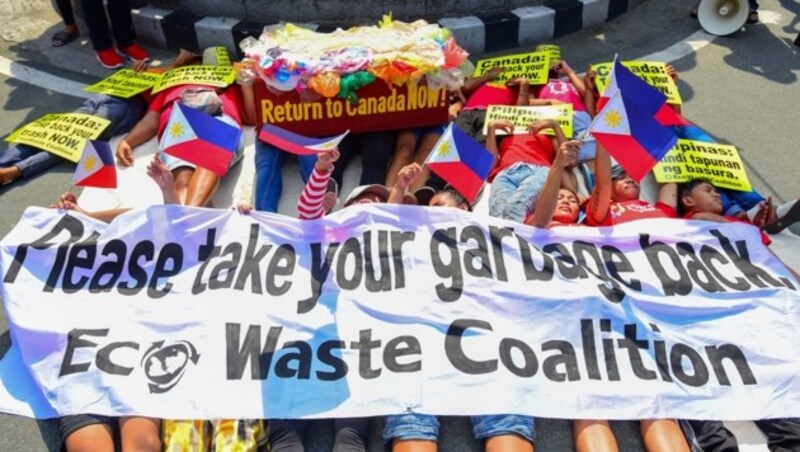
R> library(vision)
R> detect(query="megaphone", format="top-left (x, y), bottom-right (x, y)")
top-left (697, 0), bottom-right (749, 36)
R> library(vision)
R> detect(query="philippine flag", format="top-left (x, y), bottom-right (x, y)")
top-left (160, 103), bottom-right (242, 176)
top-left (597, 59), bottom-right (688, 126)
top-left (72, 140), bottom-right (116, 188)
top-left (259, 124), bottom-right (350, 156)
top-left (425, 124), bottom-right (495, 202)
top-left (589, 91), bottom-right (678, 181)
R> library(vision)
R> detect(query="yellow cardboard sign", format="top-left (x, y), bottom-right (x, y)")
top-left (653, 139), bottom-right (752, 191)
top-left (537, 45), bottom-right (561, 63)
top-left (84, 69), bottom-right (163, 98)
top-left (482, 104), bottom-right (573, 138)
top-left (213, 47), bottom-right (231, 66)
top-left (5, 113), bottom-right (111, 162)
top-left (152, 65), bottom-right (236, 93)
top-left (591, 61), bottom-right (682, 105)
top-left (474, 51), bottom-right (550, 86)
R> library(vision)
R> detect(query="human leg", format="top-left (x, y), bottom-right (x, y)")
top-left (385, 130), bottom-right (418, 187)
top-left (640, 419), bottom-right (690, 452)
top-left (681, 420), bottom-right (738, 451)
top-left (503, 164), bottom-right (549, 222)
top-left (119, 416), bottom-right (161, 452)
top-left (80, 0), bottom-right (113, 50)
top-left (268, 419), bottom-right (308, 452)
top-left (79, 94), bottom-right (147, 139)
top-left (573, 420), bottom-right (618, 452)
top-left (210, 419), bottom-right (267, 450)
top-left (55, 0), bottom-right (76, 26)
top-left (384, 413), bottom-right (440, 452)
top-left (471, 414), bottom-right (535, 452)
top-left (170, 167), bottom-right (194, 205)
top-left (359, 131), bottom-right (395, 185)
top-left (754, 418), bottom-right (800, 452)
top-left (254, 140), bottom-right (287, 212)
top-left (333, 417), bottom-right (370, 452)
top-left (0, 143), bottom-right (63, 183)
top-left (489, 164), bottom-right (524, 218)
top-left (61, 414), bottom-right (116, 452)
top-left (104, 0), bottom-right (136, 48)
top-left (184, 167), bottom-right (221, 207)
top-left (297, 154), bottom-right (317, 183)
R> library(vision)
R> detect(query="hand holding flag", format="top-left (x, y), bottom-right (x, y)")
top-left (72, 140), bottom-right (116, 188)
top-left (259, 124), bottom-right (349, 156)
top-left (160, 103), bottom-right (242, 176)
top-left (424, 123), bottom-right (495, 202)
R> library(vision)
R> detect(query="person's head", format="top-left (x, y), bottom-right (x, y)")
top-left (551, 188), bottom-right (581, 224)
top-left (430, 187), bottom-right (471, 211)
top-left (610, 165), bottom-right (640, 202)
top-left (678, 179), bottom-right (722, 216)
top-left (343, 184), bottom-right (390, 207)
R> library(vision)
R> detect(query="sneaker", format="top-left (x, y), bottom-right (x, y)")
top-left (117, 42), bottom-right (150, 62)
top-left (96, 48), bottom-right (125, 69)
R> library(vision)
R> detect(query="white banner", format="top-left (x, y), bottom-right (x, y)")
top-left (1, 206), bottom-right (799, 421)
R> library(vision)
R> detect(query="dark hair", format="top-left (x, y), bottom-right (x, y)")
top-left (677, 178), bottom-right (713, 215)
top-left (437, 186), bottom-right (472, 211)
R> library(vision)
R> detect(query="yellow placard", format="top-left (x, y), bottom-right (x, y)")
top-left (653, 139), bottom-right (752, 192)
top-left (84, 69), bottom-right (163, 98)
top-left (482, 104), bottom-right (573, 138)
top-left (5, 113), bottom-right (111, 162)
top-left (152, 65), bottom-right (236, 93)
top-left (591, 61), bottom-right (682, 105)
top-left (213, 47), bottom-right (231, 66)
top-left (536, 45), bottom-right (561, 64)
top-left (474, 51), bottom-right (550, 87)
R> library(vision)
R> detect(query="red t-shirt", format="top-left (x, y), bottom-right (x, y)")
top-left (537, 79), bottom-right (586, 112)
top-left (489, 134), bottom-right (554, 181)
top-left (148, 84), bottom-right (243, 138)
top-left (683, 211), bottom-right (771, 245)
top-left (586, 200), bottom-right (677, 226)
top-left (463, 84), bottom-right (516, 110)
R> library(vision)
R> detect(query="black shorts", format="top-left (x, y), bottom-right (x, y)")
top-left (59, 414), bottom-right (116, 445)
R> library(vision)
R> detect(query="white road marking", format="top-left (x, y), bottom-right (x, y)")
top-left (0, 54), bottom-right (88, 98)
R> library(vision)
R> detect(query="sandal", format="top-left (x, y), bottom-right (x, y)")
top-left (52, 30), bottom-right (79, 47)
top-left (746, 11), bottom-right (759, 24)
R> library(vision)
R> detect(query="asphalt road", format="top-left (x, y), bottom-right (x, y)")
top-left (0, 0), bottom-right (798, 450)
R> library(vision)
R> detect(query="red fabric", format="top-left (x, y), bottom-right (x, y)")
top-left (587, 200), bottom-right (676, 226)
top-left (488, 134), bottom-right (554, 182)
top-left (463, 84), bottom-right (516, 110)
top-left (150, 84), bottom-right (243, 138)
top-left (683, 211), bottom-right (771, 246)
top-left (538, 79), bottom-right (586, 112)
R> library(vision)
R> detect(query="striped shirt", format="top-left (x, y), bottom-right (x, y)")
top-left (298, 167), bottom-right (332, 220)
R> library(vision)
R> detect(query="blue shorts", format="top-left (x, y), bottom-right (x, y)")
top-left (410, 124), bottom-right (445, 141)
top-left (383, 413), bottom-right (440, 442)
top-left (383, 413), bottom-right (535, 444)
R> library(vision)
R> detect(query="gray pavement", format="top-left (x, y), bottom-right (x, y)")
top-left (0, 0), bottom-right (798, 450)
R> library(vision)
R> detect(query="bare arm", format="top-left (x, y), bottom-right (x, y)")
top-left (388, 163), bottom-right (423, 205)
top-left (462, 67), bottom-right (502, 96)
top-left (583, 69), bottom-right (597, 117)
top-left (116, 111), bottom-right (159, 166)
top-left (658, 182), bottom-right (678, 210)
top-left (485, 120), bottom-right (514, 161)
top-left (555, 61), bottom-right (586, 98)
top-left (531, 141), bottom-right (580, 227)
top-left (586, 142), bottom-right (613, 224)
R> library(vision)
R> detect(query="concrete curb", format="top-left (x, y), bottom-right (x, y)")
top-left (132, 0), bottom-right (646, 58)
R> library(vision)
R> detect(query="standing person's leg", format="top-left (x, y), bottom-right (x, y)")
top-left (80, 0), bottom-right (113, 51)
top-left (384, 413), bottom-right (440, 452)
top-left (104, 0), bottom-right (136, 48)
top-left (52, 0), bottom-right (79, 47)
top-left (55, 0), bottom-right (77, 26)
top-left (119, 416), bottom-right (161, 452)
top-left (61, 415), bottom-right (116, 452)
top-left (359, 131), bottom-right (395, 186)
top-left (268, 419), bottom-right (309, 452)
top-left (682, 420), bottom-right (739, 452)
top-left (640, 419), bottom-right (690, 452)
top-left (385, 130), bottom-right (418, 188)
top-left (471, 415), bottom-right (535, 452)
top-left (573, 420), bottom-right (619, 452)
top-left (254, 141), bottom-right (288, 212)
top-left (297, 154), bottom-right (317, 183)
top-left (333, 417), bottom-right (370, 452)
top-left (331, 134), bottom-right (359, 189)
top-left (753, 418), bottom-right (800, 452)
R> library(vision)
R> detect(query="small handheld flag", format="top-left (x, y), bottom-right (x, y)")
top-left (425, 124), bottom-right (495, 202)
top-left (589, 91), bottom-right (677, 181)
top-left (160, 103), bottom-right (242, 176)
top-left (259, 124), bottom-right (349, 156)
top-left (598, 58), bottom-right (688, 126)
top-left (72, 140), bottom-right (116, 188)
